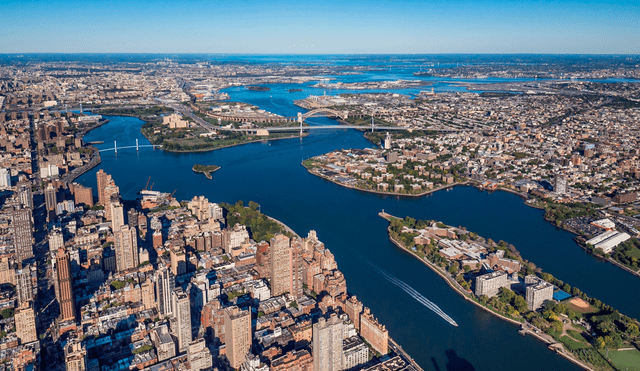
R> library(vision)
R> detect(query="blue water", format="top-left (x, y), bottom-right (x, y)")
top-left (72, 54), bottom-right (640, 370)
top-left (76, 113), bottom-right (636, 370)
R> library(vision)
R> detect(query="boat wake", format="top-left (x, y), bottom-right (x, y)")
top-left (373, 265), bottom-right (459, 327)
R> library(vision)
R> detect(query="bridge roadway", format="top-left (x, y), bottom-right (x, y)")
top-left (221, 125), bottom-right (460, 132)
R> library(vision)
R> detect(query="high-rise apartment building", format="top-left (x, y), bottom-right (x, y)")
top-left (0, 168), bottom-right (11, 189)
top-left (170, 248), bottom-right (186, 276)
top-left (56, 248), bottom-right (76, 322)
top-left (187, 338), bottom-right (213, 371)
top-left (49, 230), bottom-right (64, 252)
top-left (141, 279), bottom-right (156, 310)
top-left (15, 305), bottom-right (37, 344)
top-left (224, 305), bottom-right (251, 369)
top-left (554, 174), bottom-right (568, 195)
top-left (270, 233), bottom-right (291, 297)
top-left (110, 201), bottom-right (124, 232)
top-left (96, 169), bottom-right (108, 206)
top-left (17, 183), bottom-right (33, 209)
top-left (15, 266), bottom-right (34, 304)
top-left (360, 308), bottom-right (388, 355)
top-left (0, 256), bottom-right (15, 286)
top-left (150, 324), bottom-right (176, 362)
top-left (114, 225), bottom-right (138, 272)
top-left (155, 266), bottom-right (175, 316)
top-left (475, 271), bottom-right (509, 297)
top-left (313, 313), bottom-right (344, 371)
top-left (171, 287), bottom-right (192, 353)
top-left (103, 185), bottom-right (119, 221)
top-left (64, 339), bottom-right (88, 371)
top-left (71, 183), bottom-right (93, 207)
top-left (45, 184), bottom-right (57, 211)
top-left (525, 275), bottom-right (554, 311)
top-left (12, 207), bottom-right (34, 262)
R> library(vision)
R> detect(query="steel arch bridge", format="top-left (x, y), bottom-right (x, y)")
top-left (299, 108), bottom-right (349, 121)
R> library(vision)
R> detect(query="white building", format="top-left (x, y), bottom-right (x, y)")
top-left (0, 168), bottom-right (10, 189)
top-left (41, 164), bottom-right (60, 179)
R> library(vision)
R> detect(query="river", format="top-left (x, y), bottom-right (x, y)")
top-left (73, 56), bottom-right (639, 370)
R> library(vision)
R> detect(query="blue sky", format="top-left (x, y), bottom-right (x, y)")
top-left (1, 0), bottom-right (638, 53)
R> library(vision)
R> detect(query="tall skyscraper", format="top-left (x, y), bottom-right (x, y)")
top-left (270, 233), bottom-right (291, 297)
top-left (55, 248), bottom-right (76, 322)
top-left (224, 305), bottom-right (251, 369)
top-left (114, 225), bottom-right (138, 272)
top-left (103, 185), bottom-right (120, 221)
top-left (15, 305), bottom-right (37, 344)
top-left (96, 169), bottom-right (108, 206)
top-left (45, 184), bottom-right (57, 211)
top-left (12, 207), bottom-right (34, 262)
top-left (155, 266), bottom-right (175, 316)
top-left (171, 287), bottom-right (192, 353)
top-left (313, 314), bottom-right (344, 371)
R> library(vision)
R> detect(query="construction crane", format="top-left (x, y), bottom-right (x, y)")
top-left (150, 182), bottom-right (154, 191)
top-left (170, 189), bottom-right (177, 198)
top-left (145, 176), bottom-right (151, 190)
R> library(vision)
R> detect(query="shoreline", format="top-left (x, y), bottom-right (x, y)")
top-left (380, 213), bottom-right (595, 371)
top-left (160, 132), bottom-right (309, 153)
top-left (302, 162), bottom-right (473, 197)
top-left (304, 155), bottom-right (640, 279)
top-left (263, 213), bottom-right (424, 370)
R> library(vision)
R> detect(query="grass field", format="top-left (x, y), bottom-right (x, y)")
top-left (567, 330), bottom-right (590, 343)
top-left (626, 246), bottom-right (640, 259)
top-left (565, 298), bottom-right (600, 314)
top-left (607, 348), bottom-right (640, 371)
top-left (560, 335), bottom-right (590, 351)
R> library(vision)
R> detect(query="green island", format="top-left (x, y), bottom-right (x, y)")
top-left (192, 164), bottom-right (220, 179)
top-left (382, 212), bottom-right (640, 371)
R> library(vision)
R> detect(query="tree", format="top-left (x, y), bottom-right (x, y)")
top-left (448, 264), bottom-right (459, 275)
top-left (626, 323), bottom-right (640, 337)
top-left (463, 265), bottom-right (471, 273)
top-left (514, 295), bottom-right (528, 313)
top-left (248, 201), bottom-right (259, 211)
top-left (498, 287), bottom-right (515, 303)
top-left (0, 308), bottom-right (14, 319)
top-left (595, 337), bottom-right (606, 350)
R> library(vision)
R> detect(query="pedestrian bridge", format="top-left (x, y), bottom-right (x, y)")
top-left (98, 139), bottom-right (162, 153)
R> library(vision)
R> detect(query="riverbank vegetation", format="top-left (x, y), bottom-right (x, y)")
top-left (220, 201), bottom-right (293, 243)
top-left (533, 198), bottom-right (600, 226)
top-left (609, 238), bottom-right (640, 273)
top-left (386, 215), bottom-right (640, 371)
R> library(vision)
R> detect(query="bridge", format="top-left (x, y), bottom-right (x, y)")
top-left (98, 139), bottom-right (162, 153)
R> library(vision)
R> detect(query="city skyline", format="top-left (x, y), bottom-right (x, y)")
top-left (2, 0), bottom-right (639, 54)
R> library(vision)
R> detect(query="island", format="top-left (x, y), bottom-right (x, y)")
top-left (380, 212), bottom-right (640, 371)
top-left (247, 85), bottom-right (271, 91)
top-left (191, 164), bottom-right (220, 179)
